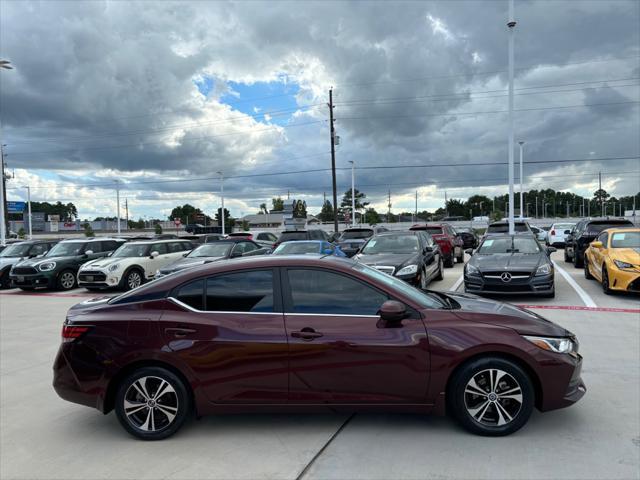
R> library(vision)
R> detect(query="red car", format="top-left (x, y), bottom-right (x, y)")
top-left (410, 224), bottom-right (464, 267)
top-left (54, 256), bottom-right (585, 440)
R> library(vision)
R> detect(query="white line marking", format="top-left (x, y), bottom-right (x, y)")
top-left (553, 261), bottom-right (597, 308)
top-left (450, 274), bottom-right (464, 292)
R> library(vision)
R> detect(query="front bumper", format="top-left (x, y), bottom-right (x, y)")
top-left (538, 352), bottom-right (586, 411)
top-left (395, 271), bottom-right (421, 286)
top-left (607, 267), bottom-right (640, 292)
top-left (77, 269), bottom-right (121, 289)
top-left (464, 272), bottom-right (554, 295)
top-left (9, 271), bottom-right (55, 288)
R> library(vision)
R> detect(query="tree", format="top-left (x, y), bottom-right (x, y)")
top-left (258, 203), bottom-right (268, 214)
top-left (168, 204), bottom-right (210, 225)
top-left (272, 197), bottom-right (284, 211)
top-left (82, 223), bottom-right (95, 237)
top-left (17, 227), bottom-right (26, 239)
top-left (318, 200), bottom-right (334, 222)
top-left (364, 208), bottom-right (381, 225)
top-left (340, 188), bottom-right (369, 213)
top-left (445, 199), bottom-right (467, 217)
top-left (215, 208), bottom-right (235, 229)
top-left (154, 223), bottom-right (163, 234)
top-left (465, 195), bottom-right (493, 217)
top-left (241, 219), bottom-right (250, 231)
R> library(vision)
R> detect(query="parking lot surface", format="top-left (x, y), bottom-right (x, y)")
top-left (1, 251), bottom-right (639, 480)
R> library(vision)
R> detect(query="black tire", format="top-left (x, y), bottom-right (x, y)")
top-left (19, 286), bottom-right (35, 291)
top-left (121, 268), bottom-right (144, 291)
top-left (444, 254), bottom-right (454, 268)
top-left (584, 257), bottom-right (593, 280)
top-left (448, 357), bottom-right (534, 437)
top-left (573, 250), bottom-right (583, 268)
top-left (57, 269), bottom-right (77, 290)
top-left (601, 267), bottom-right (612, 295)
top-left (420, 267), bottom-right (429, 290)
top-left (456, 250), bottom-right (464, 264)
top-left (434, 259), bottom-right (444, 281)
top-left (0, 269), bottom-right (11, 289)
top-left (563, 248), bottom-right (571, 263)
top-left (115, 366), bottom-right (191, 441)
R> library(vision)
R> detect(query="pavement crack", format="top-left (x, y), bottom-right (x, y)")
top-left (295, 413), bottom-right (356, 480)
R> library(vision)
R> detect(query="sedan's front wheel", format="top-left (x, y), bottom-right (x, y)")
top-left (449, 357), bottom-right (534, 436)
top-left (115, 367), bottom-right (191, 440)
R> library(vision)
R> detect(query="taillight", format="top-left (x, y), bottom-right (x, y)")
top-left (551, 229), bottom-right (556, 235)
top-left (61, 325), bottom-right (91, 343)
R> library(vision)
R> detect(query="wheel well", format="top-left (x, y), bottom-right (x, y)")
top-left (445, 352), bottom-right (543, 411)
top-left (103, 360), bottom-right (194, 414)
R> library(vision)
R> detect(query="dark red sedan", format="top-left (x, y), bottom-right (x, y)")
top-left (53, 255), bottom-right (585, 440)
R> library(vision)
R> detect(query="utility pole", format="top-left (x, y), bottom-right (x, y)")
top-left (507, 0), bottom-right (517, 234)
top-left (24, 185), bottom-right (32, 239)
top-left (445, 191), bottom-right (449, 216)
top-left (599, 171), bottom-right (604, 216)
top-left (415, 190), bottom-right (418, 224)
top-left (115, 180), bottom-right (121, 235)
top-left (125, 198), bottom-right (129, 229)
top-left (535, 196), bottom-right (538, 218)
top-left (329, 89), bottom-right (339, 233)
top-left (217, 171), bottom-right (225, 236)
top-left (349, 160), bottom-right (355, 227)
top-left (518, 140), bottom-right (524, 218)
top-left (566, 201), bottom-right (569, 218)
top-left (387, 189), bottom-right (392, 222)
top-left (0, 144), bottom-right (6, 245)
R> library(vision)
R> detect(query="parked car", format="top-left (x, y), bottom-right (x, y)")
top-left (584, 228), bottom-right (640, 294)
top-left (409, 223), bottom-right (463, 267)
top-left (78, 239), bottom-right (194, 291)
top-left (454, 227), bottom-right (479, 250)
top-left (0, 239), bottom-right (21, 253)
top-left (10, 238), bottom-right (126, 291)
top-left (337, 226), bottom-right (387, 257)
top-left (274, 229), bottom-right (330, 248)
top-left (547, 223), bottom-right (576, 247)
top-left (184, 224), bottom-right (204, 234)
top-left (529, 225), bottom-right (548, 243)
top-left (53, 255), bottom-right (585, 440)
top-left (564, 218), bottom-right (634, 267)
top-left (227, 231), bottom-right (279, 248)
top-left (485, 220), bottom-right (531, 234)
top-left (354, 231), bottom-right (443, 289)
top-left (0, 240), bottom-right (58, 288)
top-left (464, 234), bottom-right (556, 297)
top-left (156, 239), bottom-right (266, 278)
top-left (272, 240), bottom-right (347, 257)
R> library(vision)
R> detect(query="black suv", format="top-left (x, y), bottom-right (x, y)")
top-left (564, 218), bottom-right (634, 267)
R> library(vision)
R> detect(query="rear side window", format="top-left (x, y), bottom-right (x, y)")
top-left (175, 279), bottom-right (205, 310)
top-left (103, 240), bottom-right (122, 251)
top-left (206, 270), bottom-right (274, 312)
top-left (85, 242), bottom-right (102, 253)
top-left (167, 242), bottom-right (184, 253)
top-left (150, 243), bottom-right (168, 255)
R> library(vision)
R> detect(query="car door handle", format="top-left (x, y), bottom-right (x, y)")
top-left (165, 327), bottom-right (196, 337)
top-left (291, 329), bottom-right (323, 340)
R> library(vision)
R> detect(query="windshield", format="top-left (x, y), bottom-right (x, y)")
top-left (341, 230), bottom-right (373, 240)
top-left (273, 242), bottom-right (320, 255)
top-left (113, 244), bottom-right (150, 257)
top-left (47, 242), bottom-right (84, 257)
top-left (477, 237), bottom-right (541, 254)
top-left (362, 235), bottom-right (419, 254)
top-left (353, 263), bottom-right (445, 309)
top-left (610, 231), bottom-right (640, 248)
top-left (587, 222), bottom-right (633, 234)
top-left (278, 232), bottom-right (307, 242)
top-left (189, 243), bottom-right (232, 257)
top-left (0, 244), bottom-right (31, 257)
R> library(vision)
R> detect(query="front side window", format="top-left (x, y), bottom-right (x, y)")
top-left (113, 244), bottom-right (150, 258)
top-left (597, 232), bottom-right (609, 246)
top-left (47, 242), bottom-right (85, 257)
top-left (287, 269), bottom-right (387, 315)
top-left (175, 279), bottom-right (204, 310)
top-left (206, 270), bottom-right (273, 312)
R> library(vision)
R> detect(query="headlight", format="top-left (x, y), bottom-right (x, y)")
top-left (396, 264), bottom-right (418, 276)
top-left (535, 263), bottom-right (552, 276)
top-left (108, 263), bottom-right (120, 272)
top-left (614, 259), bottom-right (634, 270)
top-left (465, 264), bottom-right (480, 276)
top-left (38, 262), bottom-right (56, 272)
top-left (523, 335), bottom-right (575, 354)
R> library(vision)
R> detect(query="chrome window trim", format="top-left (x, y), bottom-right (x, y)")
top-left (285, 312), bottom-right (380, 318)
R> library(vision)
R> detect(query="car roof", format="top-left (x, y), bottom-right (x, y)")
top-left (343, 227), bottom-right (373, 231)
top-left (376, 230), bottom-right (421, 236)
top-left (483, 232), bottom-right (536, 239)
top-left (60, 237), bottom-right (125, 243)
top-left (125, 238), bottom-right (192, 245)
top-left (279, 240), bottom-right (325, 244)
top-left (585, 218), bottom-right (633, 224)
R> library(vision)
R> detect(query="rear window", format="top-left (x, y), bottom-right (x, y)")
top-left (487, 223), bottom-right (528, 233)
top-left (424, 227), bottom-right (443, 235)
top-left (586, 221), bottom-right (633, 234)
top-left (341, 229), bottom-right (373, 239)
top-left (278, 232), bottom-right (307, 242)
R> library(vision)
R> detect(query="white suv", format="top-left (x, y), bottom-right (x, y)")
top-left (547, 223), bottom-right (576, 247)
top-left (77, 239), bottom-right (194, 291)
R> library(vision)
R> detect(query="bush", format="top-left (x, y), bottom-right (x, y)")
top-left (82, 223), bottom-right (95, 237)
top-left (17, 227), bottom-right (26, 239)
top-left (154, 223), bottom-right (163, 235)
top-left (241, 220), bottom-right (250, 231)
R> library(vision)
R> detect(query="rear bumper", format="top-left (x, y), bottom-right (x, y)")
top-left (52, 347), bottom-right (103, 410)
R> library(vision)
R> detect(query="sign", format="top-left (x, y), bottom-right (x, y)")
top-left (50, 222), bottom-right (59, 232)
top-left (7, 201), bottom-right (26, 214)
top-left (48, 214), bottom-right (61, 222)
top-left (174, 218), bottom-right (182, 226)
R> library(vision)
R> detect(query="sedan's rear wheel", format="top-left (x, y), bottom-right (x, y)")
top-left (115, 367), bottom-right (190, 440)
top-left (449, 357), bottom-right (534, 436)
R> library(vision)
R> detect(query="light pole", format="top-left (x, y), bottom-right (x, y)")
top-left (349, 160), bottom-right (355, 227)
top-left (115, 180), bottom-right (121, 235)
top-left (217, 171), bottom-right (225, 235)
top-left (507, 0), bottom-right (517, 234)
top-left (518, 141), bottom-right (524, 218)
top-left (23, 185), bottom-right (32, 239)
top-left (0, 144), bottom-right (6, 246)
top-left (526, 203), bottom-right (531, 217)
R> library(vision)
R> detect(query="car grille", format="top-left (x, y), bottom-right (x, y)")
top-left (484, 283), bottom-right (533, 293)
top-left (12, 267), bottom-right (37, 275)
top-left (373, 266), bottom-right (395, 275)
top-left (482, 271), bottom-right (532, 280)
top-left (78, 271), bottom-right (107, 282)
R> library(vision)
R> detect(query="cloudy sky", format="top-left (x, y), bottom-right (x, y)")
top-left (1, 0), bottom-right (639, 221)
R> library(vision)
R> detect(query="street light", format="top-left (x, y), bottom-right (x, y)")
top-left (216, 171), bottom-right (225, 235)
top-left (23, 185), bottom-right (32, 239)
top-left (518, 141), bottom-right (524, 219)
top-left (349, 160), bottom-right (355, 227)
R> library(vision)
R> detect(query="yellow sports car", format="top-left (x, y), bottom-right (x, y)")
top-left (584, 227), bottom-right (640, 294)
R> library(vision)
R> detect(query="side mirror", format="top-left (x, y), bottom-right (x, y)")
top-left (546, 246), bottom-right (557, 254)
top-left (150, 251), bottom-right (160, 259)
top-left (591, 241), bottom-right (603, 249)
top-left (230, 250), bottom-right (242, 258)
top-left (84, 250), bottom-right (94, 256)
top-left (378, 300), bottom-right (407, 322)
top-left (564, 230), bottom-right (571, 234)
top-left (465, 248), bottom-right (474, 255)
top-left (106, 251), bottom-right (113, 257)
top-left (423, 245), bottom-right (433, 253)
top-left (182, 252), bottom-right (189, 257)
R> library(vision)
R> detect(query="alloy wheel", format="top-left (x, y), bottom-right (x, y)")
top-left (123, 376), bottom-right (179, 433)
top-left (127, 271), bottom-right (142, 290)
top-left (60, 272), bottom-right (75, 290)
top-left (464, 369), bottom-right (523, 427)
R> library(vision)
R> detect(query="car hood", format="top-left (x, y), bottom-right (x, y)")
top-left (611, 248), bottom-right (640, 264)
top-left (18, 255), bottom-right (77, 267)
top-left (469, 253), bottom-right (545, 271)
top-left (160, 256), bottom-right (224, 273)
top-left (355, 252), bottom-right (419, 270)
top-left (0, 257), bottom-right (24, 269)
top-left (81, 257), bottom-right (122, 269)
top-left (445, 291), bottom-right (567, 337)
